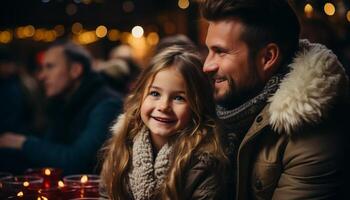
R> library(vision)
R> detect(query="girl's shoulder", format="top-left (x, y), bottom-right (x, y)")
top-left (190, 151), bottom-right (221, 170)
top-left (183, 151), bottom-right (229, 200)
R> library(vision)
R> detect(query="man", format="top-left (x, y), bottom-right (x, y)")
top-left (0, 41), bottom-right (122, 174)
top-left (201, 0), bottom-right (348, 199)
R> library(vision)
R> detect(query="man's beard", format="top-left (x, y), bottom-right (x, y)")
top-left (215, 78), bottom-right (245, 109)
top-left (215, 71), bottom-right (263, 110)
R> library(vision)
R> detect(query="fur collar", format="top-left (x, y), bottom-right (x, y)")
top-left (110, 113), bottom-right (125, 135)
top-left (268, 40), bottom-right (349, 134)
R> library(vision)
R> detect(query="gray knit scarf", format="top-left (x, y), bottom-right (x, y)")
top-left (216, 72), bottom-right (285, 159)
top-left (129, 129), bottom-right (173, 200)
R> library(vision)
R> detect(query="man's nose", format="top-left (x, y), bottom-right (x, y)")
top-left (37, 70), bottom-right (46, 81)
top-left (203, 56), bottom-right (219, 73)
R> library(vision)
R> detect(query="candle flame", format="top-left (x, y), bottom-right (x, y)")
top-left (37, 196), bottom-right (48, 200)
top-left (58, 180), bottom-right (65, 187)
top-left (23, 181), bottom-right (30, 187)
top-left (44, 168), bottom-right (51, 176)
top-left (80, 175), bottom-right (88, 183)
top-left (17, 191), bottom-right (24, 197)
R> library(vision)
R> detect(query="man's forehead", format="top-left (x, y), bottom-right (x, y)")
top-left (44, 46), bottom-right (64, 60)
top-left (46, 46), bottom-right (64, 55)
top-left (206, 20), bottom-right (243, 45)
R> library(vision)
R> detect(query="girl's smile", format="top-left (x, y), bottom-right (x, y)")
top-left (140, 66), bottom-right (191, 150)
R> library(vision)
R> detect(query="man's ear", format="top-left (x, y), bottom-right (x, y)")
top-left (257, 43), bottom-right (281, 81)
top-left (69, 63), bottom-right (83, 79)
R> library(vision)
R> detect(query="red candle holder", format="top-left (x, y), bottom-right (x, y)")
top-left (62, 175), bottom-right (100, 199)
top-left (25, 168), bottom-right (62, 189)
top-left (0, 175), bottom-right (43, 199)
top-left (0, 172), bottom-right (13, 199)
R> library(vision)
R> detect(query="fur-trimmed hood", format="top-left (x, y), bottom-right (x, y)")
top-left (268, 40), bottom-right (349, 134)
top-left (110, 113), bottom-right (125, 135)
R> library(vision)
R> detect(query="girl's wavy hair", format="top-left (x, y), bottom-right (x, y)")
top-left (100, 45), bottom-right (228, 200)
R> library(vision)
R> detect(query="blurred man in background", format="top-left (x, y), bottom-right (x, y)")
top-left (0, 40), bottom-right (122, 174)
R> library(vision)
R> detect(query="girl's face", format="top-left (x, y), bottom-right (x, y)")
top-left (140, 67), bottom-right (192, 150)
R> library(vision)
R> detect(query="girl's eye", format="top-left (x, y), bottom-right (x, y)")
top-left (149, 91), bottom-right (160, 97)
top-left (174, 95), bottom-right (186, 101)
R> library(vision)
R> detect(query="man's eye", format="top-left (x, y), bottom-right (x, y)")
top-left (149, 91), bottom-right (160, 97)
top-left (213, 48), bottom-right (226, 56)
top-left (217, 50), bottom-right (225, 56)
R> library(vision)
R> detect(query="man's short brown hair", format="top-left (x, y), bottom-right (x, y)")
top-left (201, 0), bottom-right (300, 64)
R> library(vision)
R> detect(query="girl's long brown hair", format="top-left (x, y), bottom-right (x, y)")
top-left (100, 46), bottom-right (228, 200)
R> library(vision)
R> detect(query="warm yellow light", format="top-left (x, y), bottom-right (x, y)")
top-left (121, 32), bottom-right (131, 43)
top-left (131, 26), bottom-right (144, 38)
top-left (80, 175), bottom-right (88, 183)
top-left (23, 181), bottom-right (30, 187)
top-left (43, 30), bottom-right (57, 42)
top-left (127, 36), bottom-right (148, 61)
top-left (44, 168), bottom-right (51, 176)
top-left (72, 22), bottom-right (83, 34)
top-left (324, 2), bottom-right (335, 16)
top-left (108, 29), bottom-right (120, 41)
top-left (16, 27), bottom-right (25, 39)
top-left (17, 191), bottom-right (24, 197)
top-left (304, 4), bottom-right (313, 18)
top-left (0, 31), bottom-right (12, 43)
top-left (23, 25), bottom-right (35, 37)
top-left (96, 25), bottom-right (108, 38)
top-left (78, 31), bottom-right (98, 44)
top-left (147, 32), bottom-right (159, 46)
top-left (178, 0), bottom-right (189, 9)
top-left (347, 10), bottom-right (350, 22)
top-left (58, 180), bottom-right (65, 187)
top-left (37, 196), bottom-right (48, 200)
top-left (34, 29), bottom-right (45, 41)
top-left (54, 25), bottom-right (65, 36)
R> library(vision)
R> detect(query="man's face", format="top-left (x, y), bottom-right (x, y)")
top-left (39, 46), bottom-right (75, 98)
top-left (204, 20), bottom-right (261, 106)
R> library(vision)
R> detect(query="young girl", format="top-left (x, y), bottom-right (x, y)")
top-left (100, 46), bottom-right (228, 200)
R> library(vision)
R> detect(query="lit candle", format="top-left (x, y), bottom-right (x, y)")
top-left (25, 168), bottom-right (62, 189)
top-left (62, 174), bottom-right (100, 199)
top-left (0, 175), bottom-right (43, 198)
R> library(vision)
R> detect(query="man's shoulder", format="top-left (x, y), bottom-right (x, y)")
top-left (85, 84), bottom-right (122, 108)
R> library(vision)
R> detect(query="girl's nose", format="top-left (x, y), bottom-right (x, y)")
top-left (157, 98), bottom-right (171, 112)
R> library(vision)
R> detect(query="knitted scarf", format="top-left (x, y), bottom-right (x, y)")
top-left (129, 129), bottom-right (173, 200)
top-left (216, 72), bottom-right (285, 159)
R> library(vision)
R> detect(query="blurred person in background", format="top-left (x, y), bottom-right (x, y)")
top-left (97, 44), bottom-right (141, 95)
top-left (0, 40), bottom-right (122, 175)
top-left (0, 47), bottom-right (44, 135)
top-left (154, 34), bottom-right (197, 55)
top-left (0, 47), bottom-right (45, 174)
top-left (97, 57), bottom-right (140, 96)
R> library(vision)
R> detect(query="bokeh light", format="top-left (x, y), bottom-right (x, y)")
top-left (131, 26), bottom-right (144, 38)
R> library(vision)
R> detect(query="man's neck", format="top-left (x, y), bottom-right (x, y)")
top-left (63, 79), bottom-right (82, 102)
